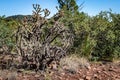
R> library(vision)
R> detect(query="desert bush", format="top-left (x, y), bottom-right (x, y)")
top-left (15, 4), bottom-right (73, 71)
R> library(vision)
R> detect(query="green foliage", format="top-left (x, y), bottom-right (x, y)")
top-left (110, 13), bottom-right (120, 59)
top-left (90, 11), bottom-right (120, 61)
top-left (58, 0), bottom-right (79, 13)
top-left (57, 0), bottom-right (120, 61)
top-left (0, 16), bottom-right (18, 51)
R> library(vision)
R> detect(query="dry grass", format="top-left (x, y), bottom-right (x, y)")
top-left (0, 70), bottom-right (8, 80)
top-left (60, 54), bottom-right (90, 72)
top-left (0, 70), bottom-right (17, 80)
top-left (7, 72), bottom-right (17, 80)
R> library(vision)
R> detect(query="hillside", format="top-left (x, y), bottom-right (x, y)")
top-left (6, 15), bottom-right (31, 21)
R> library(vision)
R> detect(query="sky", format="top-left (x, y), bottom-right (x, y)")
top-left (0, 0), bottom-right (120, 17)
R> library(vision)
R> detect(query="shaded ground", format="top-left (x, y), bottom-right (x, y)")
top-left (0, 61), bottom-right (120, 80)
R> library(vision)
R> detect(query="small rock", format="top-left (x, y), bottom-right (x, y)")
top-left (35, 74), bottom-right (40, 78)
top-left (87, 66), bottom-right (91, 70)
top-left (97, 70), bottom-right (101, 73)
top-left (0, 77), bottom-right (2, 80)
top-left (102, 68), bottom-right (106, 71)
top-left (85, 76), bottom-right (91, 80)
top-left (94, 74), bottom-right (98, 78)
top-left (61, 72), bottom-right (65, 75)
top-left (59, 76), bottom-right (63, 80)
top-left (93, 68), bottom-right (97, 70)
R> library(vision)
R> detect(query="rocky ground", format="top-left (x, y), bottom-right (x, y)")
top-left (0, 61), bottom-right (120, 80)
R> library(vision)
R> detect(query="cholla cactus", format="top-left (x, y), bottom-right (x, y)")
top-left (15, 4), bottom-right (73, 71)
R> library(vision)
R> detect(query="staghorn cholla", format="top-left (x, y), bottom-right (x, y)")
top-left (15, 4), bottom-right (73, 71)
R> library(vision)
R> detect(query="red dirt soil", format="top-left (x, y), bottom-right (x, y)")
top-left (0, 62), bottom-right (120, 80)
